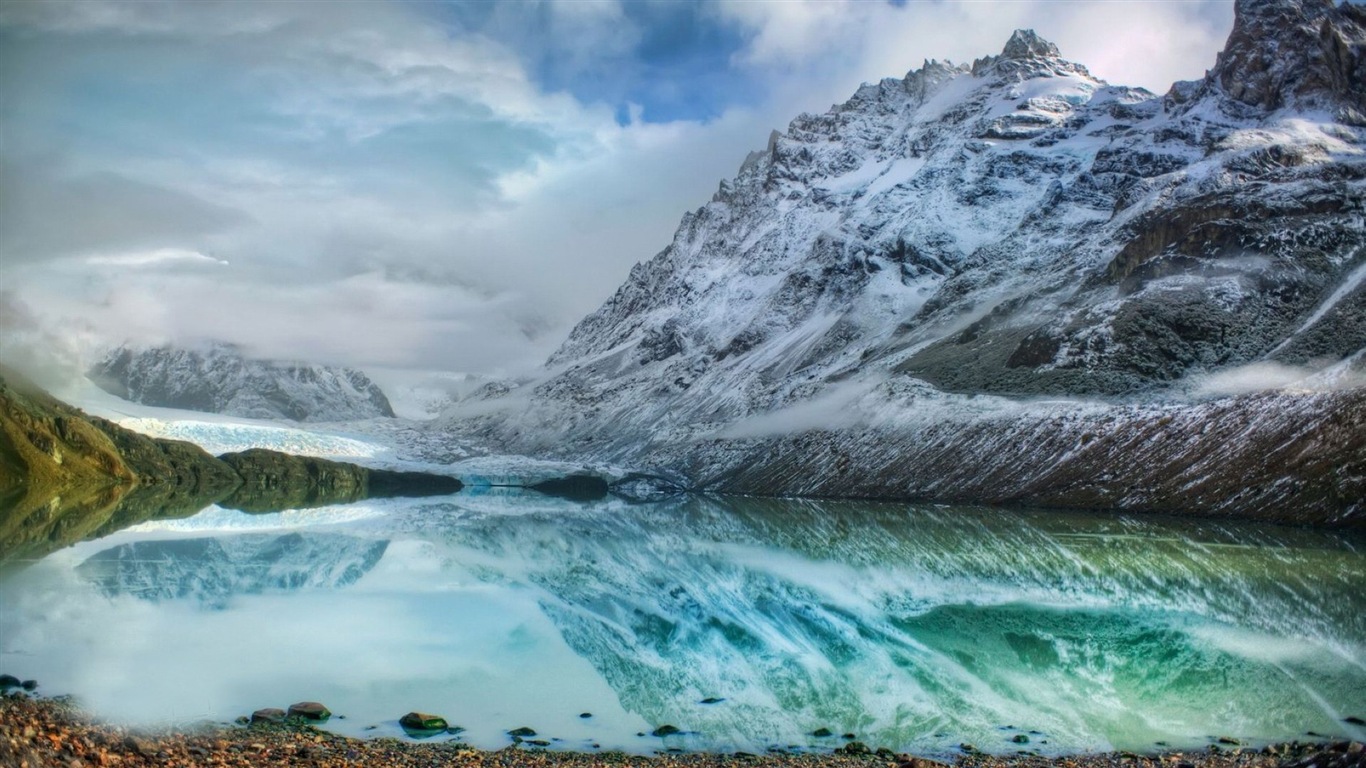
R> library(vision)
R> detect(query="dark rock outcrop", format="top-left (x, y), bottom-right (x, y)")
top-left (1192, 0), bottom-right (1366, 116)
top-left (217, 449), bottom-right (461, 513)
top-left (250, 709), bottom-right (287, 724)
top-left (528, 473), bottom-right (610, 501)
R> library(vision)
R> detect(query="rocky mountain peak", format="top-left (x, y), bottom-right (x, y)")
top-left (1000, 29), bottom-right (1061, 60)
top-left (1204, 0), bottom-right (1366, 117)
top-left (971, 29), bottom-right (1088, 80)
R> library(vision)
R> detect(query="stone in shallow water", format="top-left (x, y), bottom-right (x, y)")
top-left (400, 712), bottom-right (448, 731)
top-left (1013, 734), bottom-right (1031, 744)
top-left (652, 725), bottom-right (681, 737)
top-left (580, 712), bottom-right (592, 719)
top-left (251, 708), bottom-right (287, 724)
top-left (0, 674), bottom-right (20, 690)
top-left (812, 728), bottom-right (833, 738)
top-left (286, 702), bottom-right (330, 721)
top-left (507, 727), bottom-right (537, 738)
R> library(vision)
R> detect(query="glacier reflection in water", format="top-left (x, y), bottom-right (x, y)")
top-left (1, 492), bottom-right (1364, 755)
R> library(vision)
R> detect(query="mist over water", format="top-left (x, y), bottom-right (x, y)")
top-left (2, 492), bottom-right (1364, 756)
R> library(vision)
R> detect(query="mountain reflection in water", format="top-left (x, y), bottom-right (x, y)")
top-left (1, 492), bottom-right (1363, 755)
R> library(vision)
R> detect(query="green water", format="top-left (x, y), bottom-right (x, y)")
top-left (1, 492), bottom-right (1363, 755)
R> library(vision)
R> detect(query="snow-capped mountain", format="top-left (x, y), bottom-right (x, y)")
top-left (440, 0), bottom-right (1366, 523)
top-left (550, 0), bottom-right (1363, 403)
top-left (89, 342), bottom-right (396, 422)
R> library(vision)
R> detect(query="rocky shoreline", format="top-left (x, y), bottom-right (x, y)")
top-left (1, 692), bottom-right (1362, 768)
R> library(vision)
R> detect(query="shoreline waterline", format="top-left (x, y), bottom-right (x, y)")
top-left (3, 693), bottom-right (1363, 768)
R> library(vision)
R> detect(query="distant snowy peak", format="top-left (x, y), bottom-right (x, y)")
top-left (89, 342), bottom-right (396, 422)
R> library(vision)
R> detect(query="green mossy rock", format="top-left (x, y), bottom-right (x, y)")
top-left (251, 708), bottom-right (287, 724)
top-left (287, 701), bottom-right (331, 721)
top-left (399, 712), bottom-right (448, 731)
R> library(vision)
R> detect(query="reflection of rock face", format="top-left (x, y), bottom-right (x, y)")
top-left (413, 496), bottom-right (1366, 752)
top-left (78, 532), bottom-right (388, 607)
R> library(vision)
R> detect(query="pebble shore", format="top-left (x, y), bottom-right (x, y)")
top-left (2, 693), bottom-right (1363, 768)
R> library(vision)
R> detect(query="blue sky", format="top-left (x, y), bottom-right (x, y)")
top-left (0, 0), bottom-right (1242, 377)
top-left (430, 0), bottom-right (765, 124)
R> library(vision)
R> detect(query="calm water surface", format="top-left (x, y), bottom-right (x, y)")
top-left (2, 491), bottom-right (1364, 755)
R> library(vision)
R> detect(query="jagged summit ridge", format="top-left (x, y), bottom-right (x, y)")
top-left (1000, 29), bottom-right (1062, 60)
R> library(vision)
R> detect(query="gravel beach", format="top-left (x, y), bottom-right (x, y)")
top-left (3, 693), bottom-right (1363, 768)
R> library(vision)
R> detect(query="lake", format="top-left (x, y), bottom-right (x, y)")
top-left (2, 490), bottom-right (1364, 756)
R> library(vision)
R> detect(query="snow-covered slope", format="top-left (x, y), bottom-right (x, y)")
top-left (438, 0), bottom-right (1366, 524)
top-left (89, 342), bottom-right (396, 422)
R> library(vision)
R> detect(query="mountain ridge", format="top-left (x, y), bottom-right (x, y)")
top-left (89, 342), bottom-right (396, 422)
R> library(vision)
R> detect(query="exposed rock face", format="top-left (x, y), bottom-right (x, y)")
top-left (442, 0), bottom-right (1366, 525)
top-left (683, 388), bottom-right (1366, 528)
top-left (1192, 0), bottom-right (1366, 116)
top-left (89, 342), bottom-right (395, 422)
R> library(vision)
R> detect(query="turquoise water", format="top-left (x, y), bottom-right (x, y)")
top-left (2, 492), bottom-right (1364, 755)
